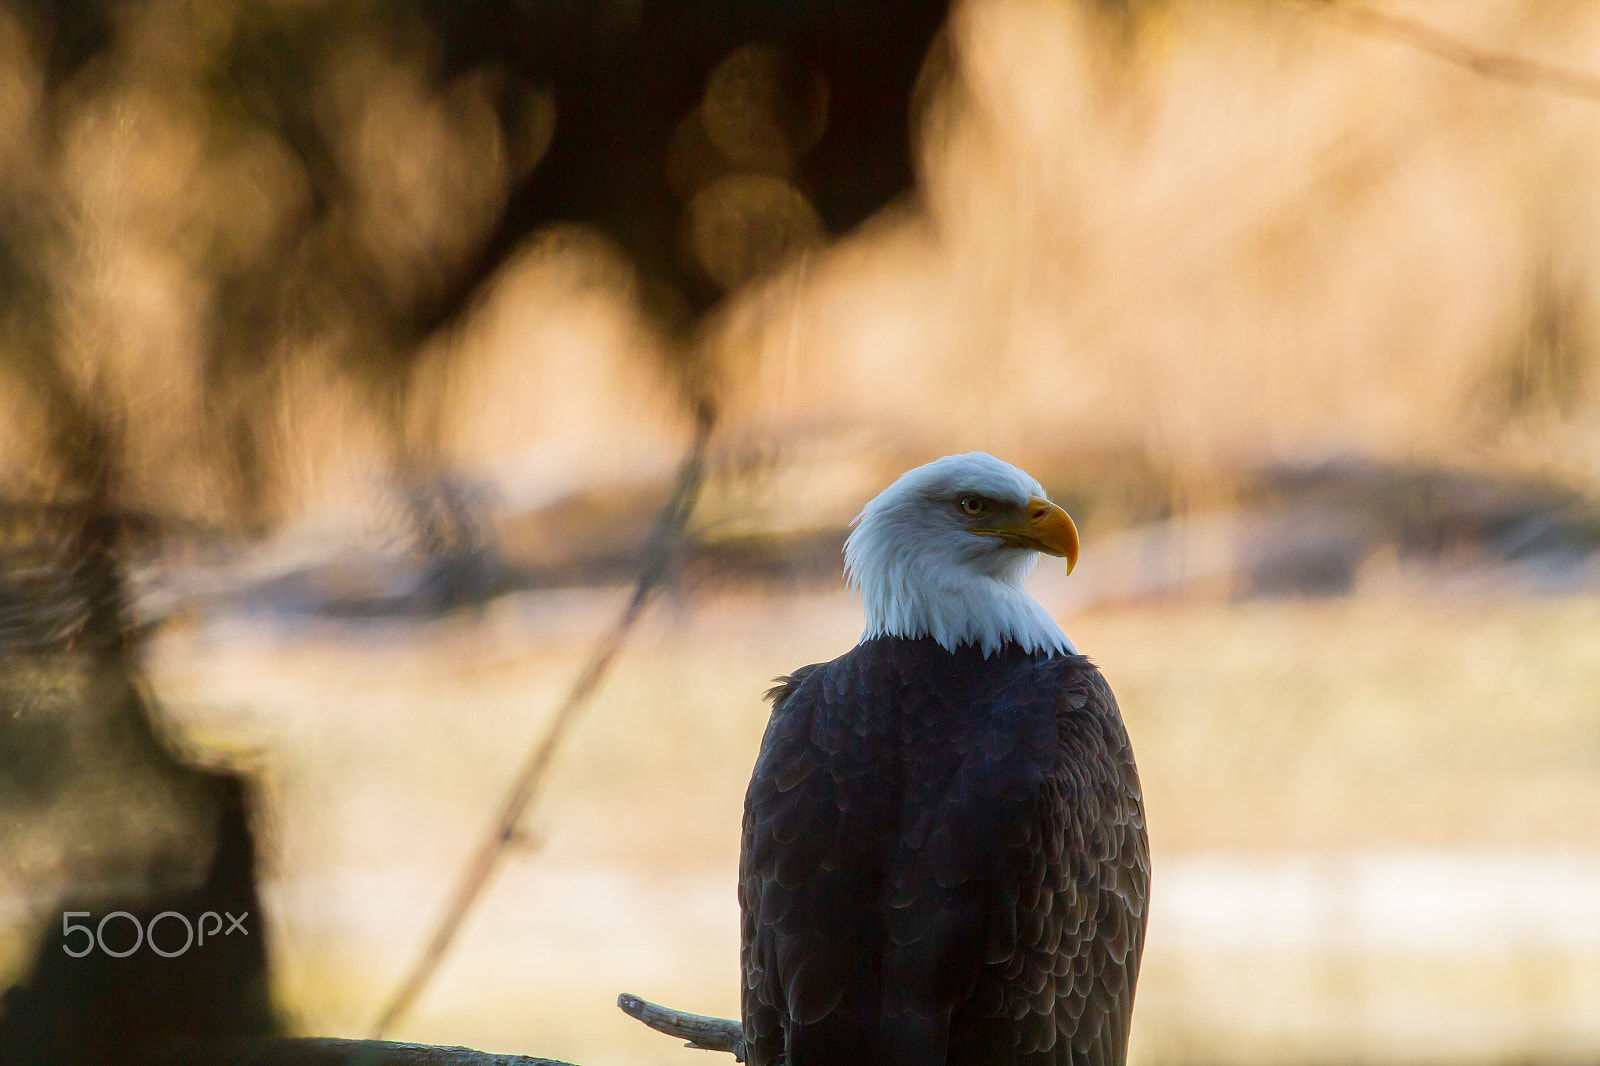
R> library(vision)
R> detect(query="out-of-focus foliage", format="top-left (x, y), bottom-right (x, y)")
top-left (715, 0), bottom-right (1600, 502)
top-left (0, 0), bottom-right (950, 533)
top-left (5, 0), bottom-right (1600, 541)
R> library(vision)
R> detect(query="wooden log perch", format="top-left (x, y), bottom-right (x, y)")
top-left (617, 992), bottom-right (745, 1061)
top-left (159, 998), bottom-right (743, 1065)
top-left (166, 1037), bottom-right (576, 1065)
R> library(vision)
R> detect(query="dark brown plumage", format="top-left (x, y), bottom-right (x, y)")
top-left (740, 635), bottom-right (1149, 1066)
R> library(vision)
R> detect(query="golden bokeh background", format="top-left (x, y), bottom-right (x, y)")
top-left (1, 0), bottom-right (1598, 1063)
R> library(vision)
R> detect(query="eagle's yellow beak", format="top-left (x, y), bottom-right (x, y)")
top-left (981, 497), bottom-right (1080, 574)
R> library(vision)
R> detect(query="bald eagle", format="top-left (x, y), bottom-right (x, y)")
top-left (740, 453), bottom-right (1149, 1065)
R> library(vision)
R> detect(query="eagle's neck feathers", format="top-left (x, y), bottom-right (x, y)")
top-left (857, 568), bottom-right (1074, 658)
top-left (845, 513), bottom-right (1076, 659)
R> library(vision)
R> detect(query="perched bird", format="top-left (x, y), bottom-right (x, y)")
top-left (740, 452), bottom-right (1149, 1065)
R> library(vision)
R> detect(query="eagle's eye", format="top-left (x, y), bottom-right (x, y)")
top-left (957, 495), bottom-right (986, 516)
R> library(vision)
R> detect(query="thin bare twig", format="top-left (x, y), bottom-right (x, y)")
top-left (371, 401), bottom-right (717, 1038)
top-left (616, 993), bottom-right (745, 1060)
top-left (1308, 3), bottom-right (1600, 103)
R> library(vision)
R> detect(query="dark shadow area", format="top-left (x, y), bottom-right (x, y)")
top-left (0, 508), bottom-right (276, 1064)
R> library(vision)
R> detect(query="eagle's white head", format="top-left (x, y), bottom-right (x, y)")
top-left (844, 452), bottom-right (1080, 658)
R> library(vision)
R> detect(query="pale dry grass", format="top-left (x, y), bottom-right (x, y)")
top-left (715, 0), bottom-right (1600, 492)
top-left (126, 588), bottom-right (1600, 1064)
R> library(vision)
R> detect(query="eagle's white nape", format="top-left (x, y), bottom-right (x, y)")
top-left (844, 452), bottom-right (1077, 658)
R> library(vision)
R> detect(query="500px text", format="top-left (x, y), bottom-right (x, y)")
top-left (61, 910), bottom-right (249, 958)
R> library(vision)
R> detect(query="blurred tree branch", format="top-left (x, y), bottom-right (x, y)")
top-left (370, 400), bottom-right (717, 1038)
top-left (1310, 2), bottom-right (1600, 103)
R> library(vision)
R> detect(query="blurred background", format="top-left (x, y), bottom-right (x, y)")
top-left (1, 0), bottom-right (1599, 1062)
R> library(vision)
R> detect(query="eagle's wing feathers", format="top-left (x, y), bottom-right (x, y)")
top-left (1044, 666), bottom-right (1149, 1066)
top-left (741, 648), bottom-right (1148, 1066)
top-left (742, 656), bottom-right (895, 1062)
top-left (883, 658), bottom-right (1149, 1065)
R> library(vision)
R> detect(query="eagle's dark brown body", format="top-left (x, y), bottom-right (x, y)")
top-left (740, 636), bottom-right (1148, 1066)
